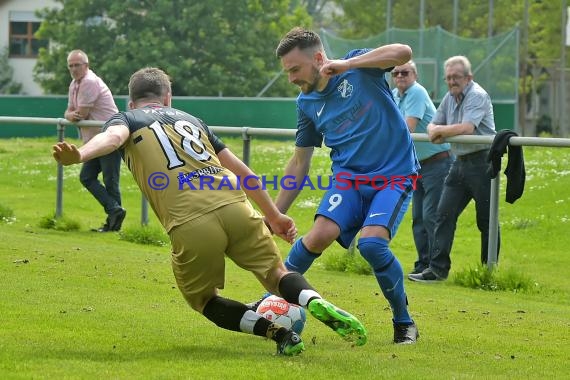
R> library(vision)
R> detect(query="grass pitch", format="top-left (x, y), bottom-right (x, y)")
top-left (0, 137), bottom-right (569, 379)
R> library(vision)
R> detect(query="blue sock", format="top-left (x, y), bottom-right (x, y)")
top-left (284, 238), bottom-right (320, 274)
top-left (358, 236), bottom-right (412, 324)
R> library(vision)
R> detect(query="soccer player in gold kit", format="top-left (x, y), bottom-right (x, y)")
top-left (53, 67), bottom-right (367, 356)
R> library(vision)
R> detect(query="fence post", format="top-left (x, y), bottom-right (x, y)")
top-left (141, 195), bottom-right (149, 226)
top-left (242, 127), bottom-right (251, 166)
top-left (487, 174), bottom-right (501, 270)
top-left (55, 119), bottom-right (66, 218)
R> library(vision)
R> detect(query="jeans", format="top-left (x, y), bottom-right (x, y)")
top-left (411, 155), bottom-right (453, 272)
top-left (79, 150), bottom-right (122, 215)
top-left (430, 150), bottom-right (500, 278)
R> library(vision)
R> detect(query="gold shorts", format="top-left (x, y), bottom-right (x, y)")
top-left (169, 200), bottom-right (282, 312)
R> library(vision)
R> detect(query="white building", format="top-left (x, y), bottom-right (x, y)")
top-left (0, 0), bottom-right (59, 95)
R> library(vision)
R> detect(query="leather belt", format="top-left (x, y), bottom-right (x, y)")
top-left (420, 150), bottom-right (450, 166)
top-left (456, 149), bottom-right (489, 161)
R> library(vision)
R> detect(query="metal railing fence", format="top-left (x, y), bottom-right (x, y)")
top-left (1, 116), bottom-right (570, 270)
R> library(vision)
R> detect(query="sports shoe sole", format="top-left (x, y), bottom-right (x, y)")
top-left (308, 299), bottom-right (367, 346)
top-left (281, 341), bottom-right (305, 356)
top-left (277, 331), bottom-right (305, 356)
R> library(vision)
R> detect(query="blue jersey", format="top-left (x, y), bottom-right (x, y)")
top-left (295, 49), bottom-right (419, 178)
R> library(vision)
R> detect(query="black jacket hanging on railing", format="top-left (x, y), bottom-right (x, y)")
top-left (487, 130), bottom-right (525, 204)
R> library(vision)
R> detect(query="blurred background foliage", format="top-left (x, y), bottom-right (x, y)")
top-left (33, 0), bottom-right (566, 100)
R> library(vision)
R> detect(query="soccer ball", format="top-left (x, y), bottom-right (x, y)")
top-left (256, 295), bottom-right (307, 335)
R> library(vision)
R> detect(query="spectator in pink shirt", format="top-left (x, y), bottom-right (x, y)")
top-left (64, 49), bottom-right (125, 232)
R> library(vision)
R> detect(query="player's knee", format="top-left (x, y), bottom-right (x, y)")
top-left (300, 234), bottom-right (328, 252)
top-left (304, 226), bottom-right (337, 252)
top-left (181, 290), bottom-right (214, 314)
top-left (262, 265), bottom-right (287, 294)
top-left (357, 236), bottom-right (394, 270)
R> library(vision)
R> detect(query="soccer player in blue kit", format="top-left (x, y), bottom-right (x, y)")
top-left (272, 27), bottom-right (420, 344)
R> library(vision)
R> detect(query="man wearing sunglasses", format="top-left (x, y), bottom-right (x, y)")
top-left (408, 55), bottom-right (498, 283)
top-left (64, 50), bottom-right (125, 232)
top-left (391, 61), bottom-right (453, 277)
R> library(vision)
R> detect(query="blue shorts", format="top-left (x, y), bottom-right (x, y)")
top-left (315, 176), bottom-right (414, 248)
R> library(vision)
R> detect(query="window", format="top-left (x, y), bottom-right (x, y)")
top-left (9, 11), bottom-right (48, 58)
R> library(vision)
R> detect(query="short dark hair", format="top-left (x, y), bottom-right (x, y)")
top-left (128, 67), bottom-right (171, 103)
top-left (276, 27), bottom-right (323, 58)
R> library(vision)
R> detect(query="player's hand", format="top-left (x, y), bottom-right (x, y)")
top-left (52, 142), bottom-right (81, 165)
top-left (320, 59), bottom-right (350, 77)
top-left (266, 213), bottom-right (297, 244)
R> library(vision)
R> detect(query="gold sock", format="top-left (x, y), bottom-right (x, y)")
top-left (266, 323), bottom-right (282, 340)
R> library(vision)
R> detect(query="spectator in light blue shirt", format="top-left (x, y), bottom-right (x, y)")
top-left (391, 60), bottom-right (453, 275)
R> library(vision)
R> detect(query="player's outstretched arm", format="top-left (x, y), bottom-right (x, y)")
top-left (52, 124), bottom-right (129, 165)
top-left (53, 142), bottom-right (81, 165)
top-left (217, 148), bottom-right (297, 244)
top-left (274, 146), bottom-right (314, 214)
top-left (321, 43), bottom-right (412, 77)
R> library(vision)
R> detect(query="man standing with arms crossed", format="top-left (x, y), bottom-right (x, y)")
top-left (65, 49), bottom-right (125, 232)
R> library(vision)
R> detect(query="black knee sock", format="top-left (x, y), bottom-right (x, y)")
top-left (202, 296), bottom-right (249, 332)
top-left (203, 296), bottom-right (287, 341)
top-left (278, 272), bottom-right (319, 306)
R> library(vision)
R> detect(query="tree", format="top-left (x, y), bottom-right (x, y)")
top-left (0, 48), bottom-right (22, 94)
top-left (329, 0), bottom-right (456, 38)
top-left (329, 0), bottom-right (568, 135)
top-left (329, 0), bottom-right (564, 66)
top-left (34, 0), bottom-right (312, 97)
top-left (297, 0), bottom-right (333, 26)
top-left (330, 0), bottom-right (388, 38)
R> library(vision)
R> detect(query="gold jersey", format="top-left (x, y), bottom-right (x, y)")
top-left (104, 106), bottom-right (246, 232)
